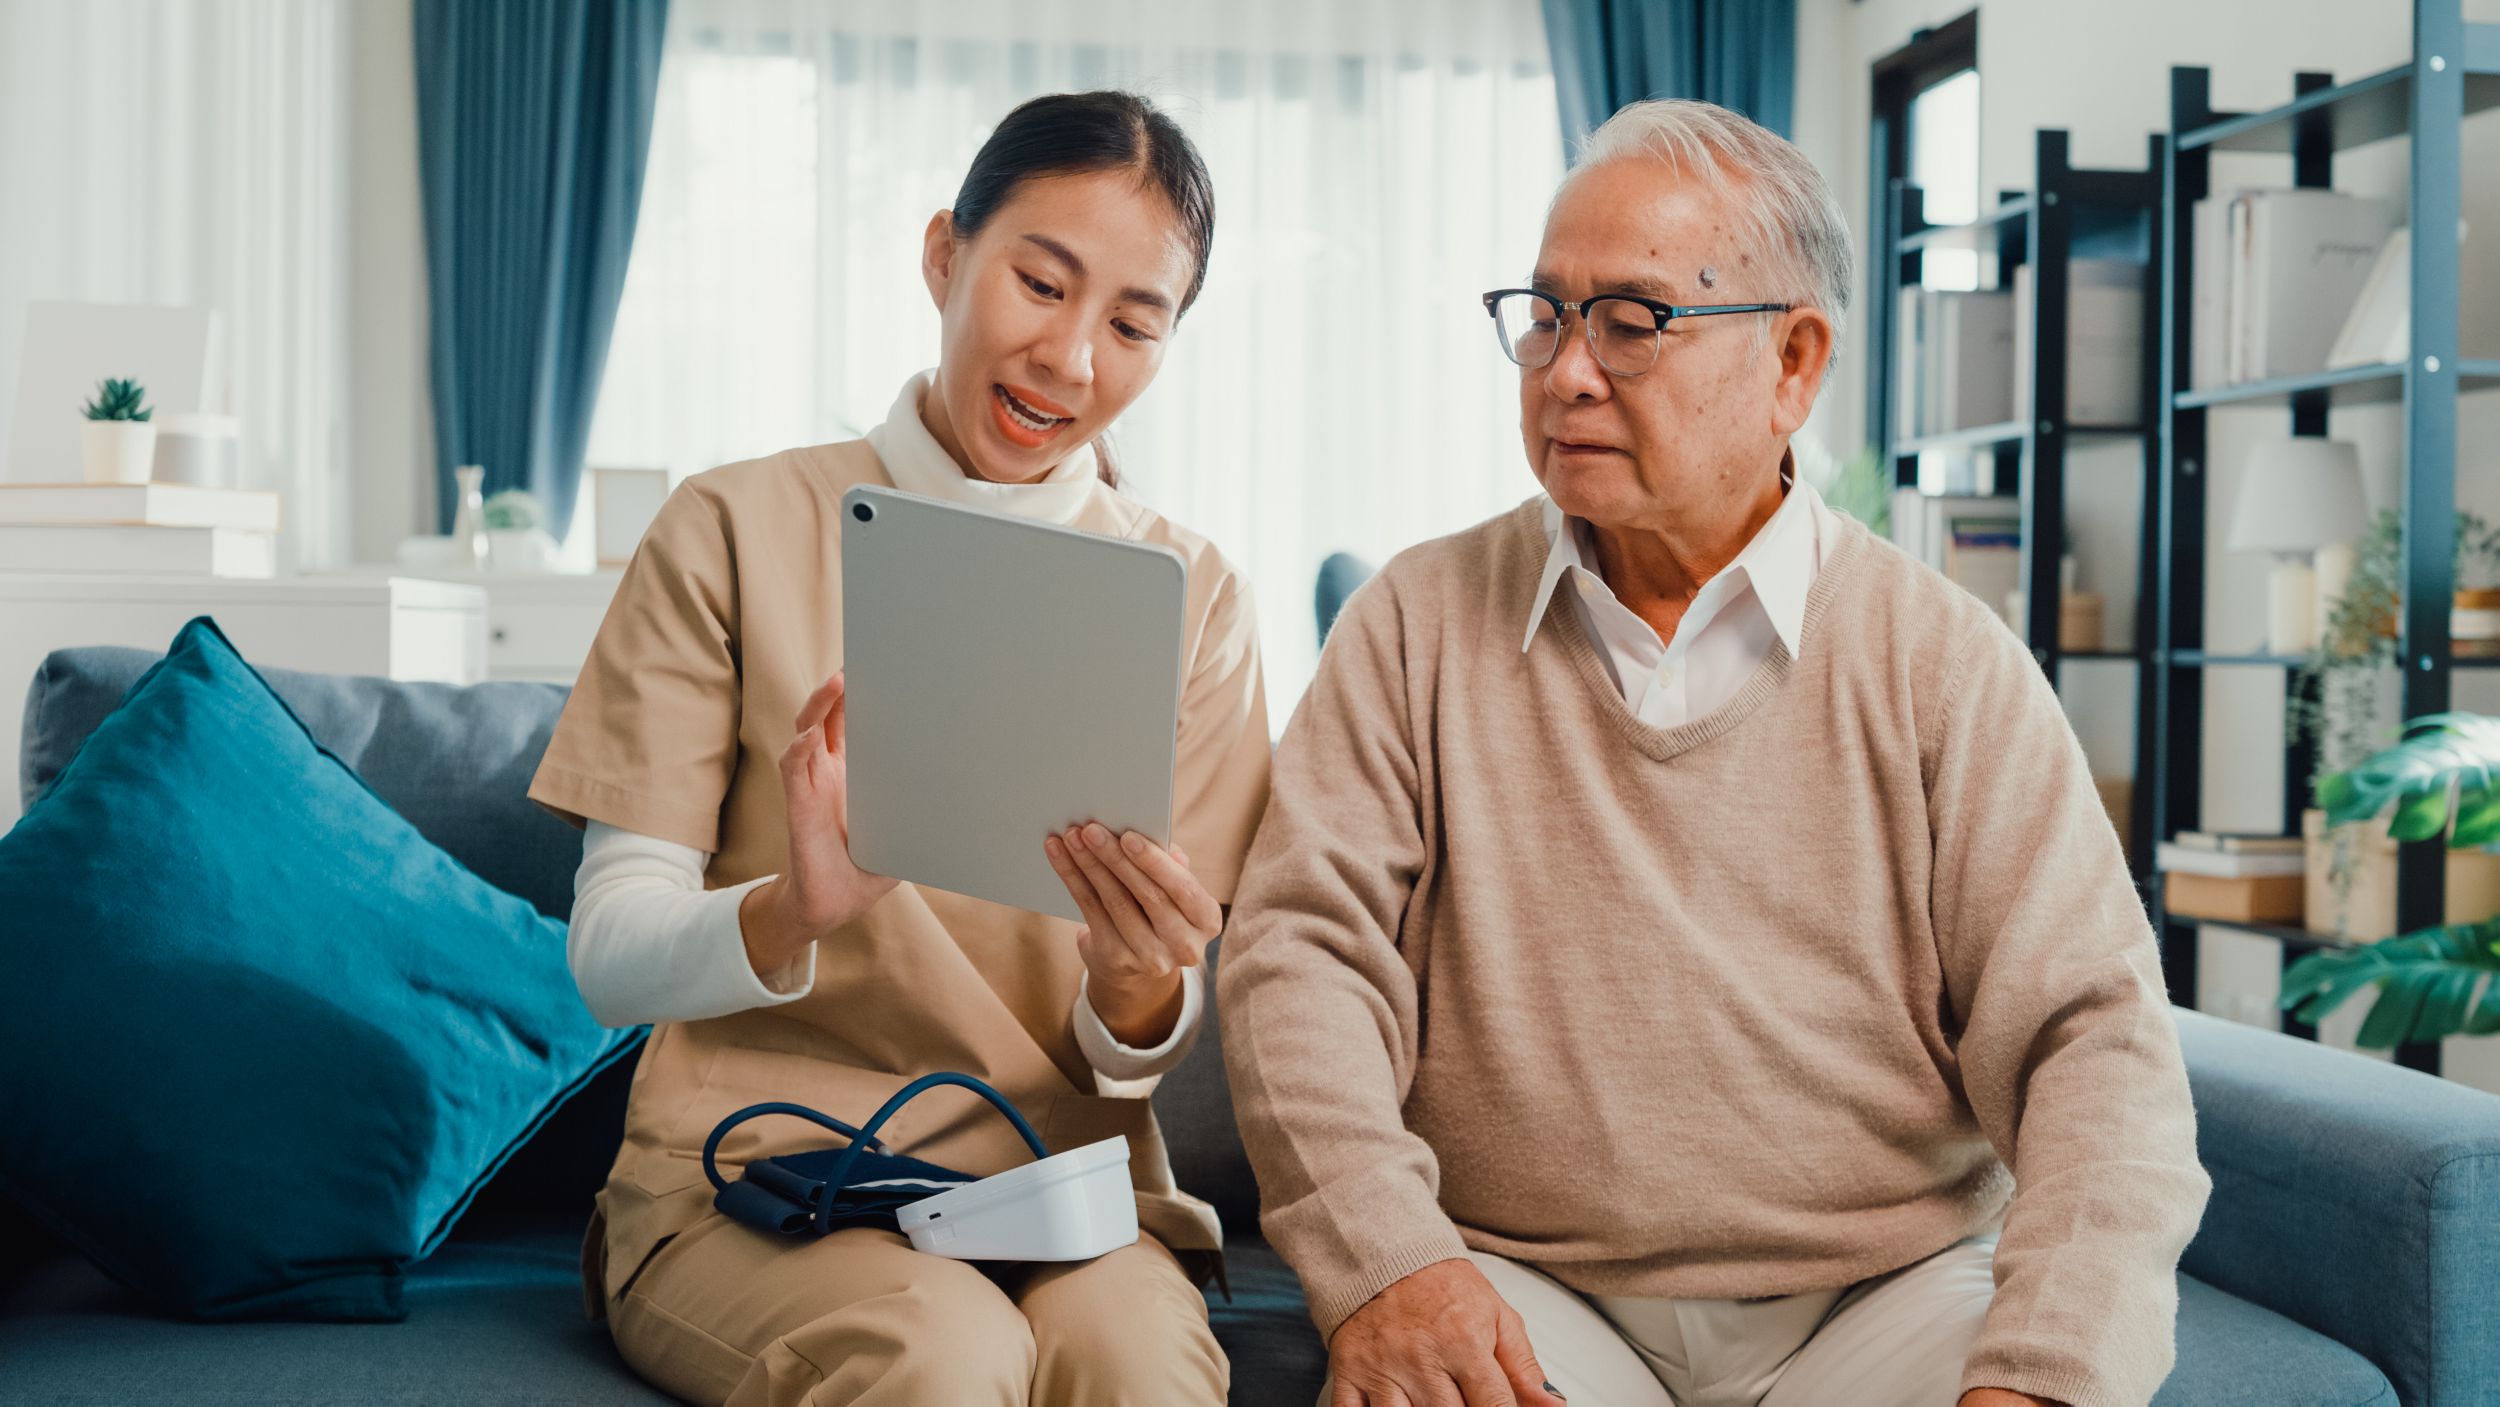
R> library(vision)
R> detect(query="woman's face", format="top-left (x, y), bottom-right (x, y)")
top-left (919, 169), bottom-right (1196, 484)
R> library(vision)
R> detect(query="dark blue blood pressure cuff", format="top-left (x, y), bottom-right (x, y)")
top-left (701, 1072), bottom-right (1051, 1238)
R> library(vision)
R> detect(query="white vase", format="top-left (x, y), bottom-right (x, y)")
top-left (82, 421), bottom-right (158, 484)
top-left (450, 465), bottom-right (489, 568)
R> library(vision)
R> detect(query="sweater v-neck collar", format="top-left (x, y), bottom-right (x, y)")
top-left (1530, 502), bottom-right (1871, 762)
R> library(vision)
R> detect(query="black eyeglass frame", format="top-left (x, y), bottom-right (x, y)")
top-left (1479, 289), bottom-right (1795, 373)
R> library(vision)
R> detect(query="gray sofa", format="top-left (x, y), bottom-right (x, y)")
top-left (6, 645), bottom-right (2497, 1406)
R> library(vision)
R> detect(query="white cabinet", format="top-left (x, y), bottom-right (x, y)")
top-left (0, 573), bottom-right (488, 827)
top-left (306, 568), bottom-right (622, 683)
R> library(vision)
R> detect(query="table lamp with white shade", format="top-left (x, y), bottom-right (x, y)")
top-left (2228, 437), bottom-right (2369, 655)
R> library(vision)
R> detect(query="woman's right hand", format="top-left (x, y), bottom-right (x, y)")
top-left (740, 671), bottom-right (897, 975)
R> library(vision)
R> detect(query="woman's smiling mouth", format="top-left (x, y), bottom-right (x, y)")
top-left (992, 383), bottom-right (1074, 446)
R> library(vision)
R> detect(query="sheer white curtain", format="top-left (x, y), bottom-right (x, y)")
top-left (0, 0), bottom-right (352, 569)
top-left (588, 0), bottom-right (1564, 720)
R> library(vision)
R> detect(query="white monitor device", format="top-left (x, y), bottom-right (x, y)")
top-left (840, 484), bottom-right (1188, 922)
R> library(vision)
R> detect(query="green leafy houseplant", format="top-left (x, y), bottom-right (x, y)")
top-left (481, 489), bottom-right (543, 532)
top-left (1821, 445), bottom-right (1890, 538)
top-left (2292, 509), bottom-right (2401, 928)
top-left (80, 377), bottom-right (153, 422)
top-left (2280, 712), bottom-right (2500, 1045)
top-left (2290, 510), bottom-right (2500, 930)
top-left (2460, 515), bottom-right (2500, 592)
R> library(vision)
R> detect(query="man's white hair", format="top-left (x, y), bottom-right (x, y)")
top-left (1569, 98), bottom-right (1852, 369)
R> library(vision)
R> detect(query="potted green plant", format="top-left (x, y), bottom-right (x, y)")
top-left (2294, 510), bottom-right (2401, 935)
top-left (2456, 514), bottom-right (2500, 659)
top-left (481, 489), bottom-right (556, 572)
top-left (2282, 711), bottom-right (2500, 1045)
top-left (79, 377), bottom-right (156, 485)
top-left (2291, 511), bottom-right (2500, 937)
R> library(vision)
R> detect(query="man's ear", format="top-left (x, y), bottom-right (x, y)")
top-left (1769, 307), bottom-right (1834, 438)
top-left (921, 210), bottom-right (959, 313)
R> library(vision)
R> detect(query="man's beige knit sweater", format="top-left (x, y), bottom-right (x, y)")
top-left (1219, 499), bottom-right (2210, 1407)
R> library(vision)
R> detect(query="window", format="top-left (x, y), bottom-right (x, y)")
top-left (1907, 66), bottom-right (1982, 289)
top-left (587, 1), bottom-right (1564, 723)
top-left (1867, 11), bottom-right (1982, 489)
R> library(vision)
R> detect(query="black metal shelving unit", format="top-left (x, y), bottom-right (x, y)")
top-left (1876, 128), bottom-right (2166, 874)
top-left (2149, 0), bottom-right (2500, 1075)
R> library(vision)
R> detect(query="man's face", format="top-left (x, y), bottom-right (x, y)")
top-left (1520, 158), bottom-right (1816, 529)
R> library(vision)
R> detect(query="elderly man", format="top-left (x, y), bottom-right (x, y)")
top-left (1218, 99), bottom-right (2209, 1407)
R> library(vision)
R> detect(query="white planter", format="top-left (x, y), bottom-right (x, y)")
top-left (152, 413), bottom-right (241, 487)
top-left (486, 528), bottom-right (554, 573)
top-left (81, 421), bottom-right (158, 485)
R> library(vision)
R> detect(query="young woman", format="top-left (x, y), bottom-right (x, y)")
top-left (528, 92), bottom-right (1270, 1407)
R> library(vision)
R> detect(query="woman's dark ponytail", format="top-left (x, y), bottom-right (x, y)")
top-left (950, 91), bottom-right (1215, 490)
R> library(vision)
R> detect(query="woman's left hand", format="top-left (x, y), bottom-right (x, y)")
top-left (1042, 823), bottom-right (1223, 1046)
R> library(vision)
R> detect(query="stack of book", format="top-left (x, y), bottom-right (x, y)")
top-left (2455, 587), bottom-right (2500, 659)
top-left (1887, 492), bottom-right (2022, 619)
top-left (1894, 287), bottom-right (2016, 437)
top-left (2010, 259), bottom-right (2144, 426)
top-left (0, 482), bottom-right (282, 578)
top-left (2158, 831), bottom-right (2305, 924)
top-left (2191, 189), bottom-right (2400, 388)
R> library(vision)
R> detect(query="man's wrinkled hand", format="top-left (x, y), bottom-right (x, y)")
top-left (1327, 1259), bottom-right (1565, 1407)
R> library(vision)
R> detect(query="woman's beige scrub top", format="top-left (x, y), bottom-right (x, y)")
top-left (527, 435), bottom-right (1272, 1301)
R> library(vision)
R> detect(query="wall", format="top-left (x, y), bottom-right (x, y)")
top-left (1793, 0), bottom-right (2500, 1092)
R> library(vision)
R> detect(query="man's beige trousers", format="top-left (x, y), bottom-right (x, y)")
top-left (1330, 1236), bottom-right (1998, 1407)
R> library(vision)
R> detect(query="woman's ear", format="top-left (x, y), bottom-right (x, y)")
top-left (921, 210), bottom-right (959, 312)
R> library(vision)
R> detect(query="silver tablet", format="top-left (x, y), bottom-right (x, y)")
top-left (840, 484), bottom-right (1188, 922)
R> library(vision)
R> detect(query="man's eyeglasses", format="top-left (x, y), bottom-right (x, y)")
top-left (1481, 289), bottom-right (1792, 377)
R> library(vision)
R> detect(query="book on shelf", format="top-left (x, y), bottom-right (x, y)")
top-left (1893, 287), bottom-right (2014, 438)
top-left (2327, 226), bottom-right (2411, 370)
top-left (2156, 840), bottom-right (2306, 880)
top-left (2164, 871), bottom-right (2304, 925)
top-left (2173, 830), bottom-right (2305, 855)
top-left (2189, 191), bottom-right (2242, 390)
top-left (0, 482), bottom-right (280, 534)
top-left (0, 522), bottom-right (276, 578)
top-left (1895, 286), bottom-right (1925, 439)
top-left (2011, 260), bottom-right (2144, 425)
top-left (1936, 291), bottom-right (2015, 432)
top-left (1887, 492), bottom-right (2019, 578)
top-left (1943, 513), bottom-right (2021, 623)
top-left (2324, 222), bottom-right (2468, 371)
top-left (2198, 189), bottom-right (2400, 386)
top-left (1890, 487), bottom-right (1924, 561)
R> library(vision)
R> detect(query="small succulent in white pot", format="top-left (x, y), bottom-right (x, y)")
top-left (80, 377), bottom-right (157, 485)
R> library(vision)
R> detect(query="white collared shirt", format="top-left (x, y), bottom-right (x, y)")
top-left (564, 374), bottom-right (1200, 1091)
top-left (1524, 467), bottom-right (1835, 728)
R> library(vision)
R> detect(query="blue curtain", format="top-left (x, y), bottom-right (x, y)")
top-left (1540, 0), bottom-right (1797, 156)
top-left (412, 0), bottom-right (668, 540)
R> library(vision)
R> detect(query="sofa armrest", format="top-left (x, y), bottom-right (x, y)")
top-left (2173, 1007), bottom-right (2500, 1406)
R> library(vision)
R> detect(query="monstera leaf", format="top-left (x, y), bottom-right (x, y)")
top-left (2281, 917), bottom-right (2500, 1047)
top-left (2316, 712), bottom-right (2500, 847)
top-left (2287, 713), bottom-right (2500, 1044)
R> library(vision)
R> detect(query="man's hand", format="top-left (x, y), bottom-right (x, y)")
top-left (1959, 1390), bottom-right (2066, 1407)
top-left (1328, 1259), bottom-right (1564, 1406)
